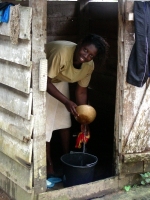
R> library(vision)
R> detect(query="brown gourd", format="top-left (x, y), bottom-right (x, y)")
top-left (75, 105), bottom-right (96, 124)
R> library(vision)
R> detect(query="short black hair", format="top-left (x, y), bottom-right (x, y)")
top-left (81, 33), bottom-right (109, 63)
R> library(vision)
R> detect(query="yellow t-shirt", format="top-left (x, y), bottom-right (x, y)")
top-left (46, 41), bottom-right (94, 87)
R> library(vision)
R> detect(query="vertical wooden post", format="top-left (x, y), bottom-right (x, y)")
top-left (114, 0), bottom-right (124, 176)
top-left (29, 0), bottom-right (47, 194)
top-left (78, 0), bottom-right (89, 39)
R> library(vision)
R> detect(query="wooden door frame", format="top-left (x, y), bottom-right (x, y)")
top-left (29, 0), bottom-right (47, 194)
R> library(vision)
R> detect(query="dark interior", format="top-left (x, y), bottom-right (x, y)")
top-left (49, 1), bottom-right (118, 186)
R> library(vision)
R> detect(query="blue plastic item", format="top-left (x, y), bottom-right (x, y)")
top-left (46, 177), bottom-right (62, 188)
top-left (46, 180), bottom-right (55, 188)
top-left (47, 177), bottom-right (62, 184)
top-left (1, 4), bottom-right (13, 23)
top-left (0, 10), bottom-right (3, 23)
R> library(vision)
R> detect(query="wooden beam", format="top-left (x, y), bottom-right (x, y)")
top-left (123, 152), bottom-right (150, 163)
top-left (29, 0), bottom-right (47, 194)
top-left (38, 174), bottom-right (144, 200)
top-left (121, 161), bottom-right (143, 174)
top-left (38, 176), bottom-right (119, 200)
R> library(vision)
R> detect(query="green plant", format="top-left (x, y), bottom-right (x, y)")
top-left (140, 172), bottom-right (150, 185)
top-left (124, 185), bottom-right (131, 192)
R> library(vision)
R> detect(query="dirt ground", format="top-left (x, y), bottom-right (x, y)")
top-left (1, 185), bottom-right (150, 200)
top-left (93, 185), bottom-right (150, 200)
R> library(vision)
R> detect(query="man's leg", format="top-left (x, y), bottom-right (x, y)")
top-left (60, 128), bottom-right (70, 154)
top-left (46, 141), bottom-right (54, 175)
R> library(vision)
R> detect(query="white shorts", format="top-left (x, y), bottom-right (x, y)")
top-left (46, 82), bottom-right (71, 142)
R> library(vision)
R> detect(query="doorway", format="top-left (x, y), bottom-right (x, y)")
top-left (48, 0), bottom-right (118, 187)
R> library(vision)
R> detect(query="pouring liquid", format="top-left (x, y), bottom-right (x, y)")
top-left (83, 124), bottom-right (87, 153)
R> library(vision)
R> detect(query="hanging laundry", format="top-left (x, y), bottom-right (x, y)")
top-left (2, 4), bottom-right (13, 23)
top-left (0, 2), bottom-right (14, 23)
top-left (126, 2), bottom-right (150, 87)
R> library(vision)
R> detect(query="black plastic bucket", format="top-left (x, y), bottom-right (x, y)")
top-left (60, 152), bottom-right (98, 187)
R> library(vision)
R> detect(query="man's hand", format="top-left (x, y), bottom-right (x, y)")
top-left (64, 100), bottom-right (78, 116)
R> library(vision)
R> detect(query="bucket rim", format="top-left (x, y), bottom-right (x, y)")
top-left (60, 152), bottom-right (98, 168)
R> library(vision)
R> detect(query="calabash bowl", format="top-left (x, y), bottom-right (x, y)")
top-left (75, 105), bottom-right (96, 124)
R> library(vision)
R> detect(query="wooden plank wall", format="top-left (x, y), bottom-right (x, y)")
top-left (122, 0), bottom-right (150, 155)
top-left (29, 0), bottom-right (47, 195)
top-left (0, 4), bottom-right (33, 196)
top-left (115, 0), bottom-right (124, 176)
top-left (47, 1), bottom-right (79, 43)
top-left (122, 0), bottom-right (146, 151)
top-left (116, 0), bottom-right (150, 177)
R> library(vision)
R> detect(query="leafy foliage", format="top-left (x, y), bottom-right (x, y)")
top-left (140, 172), bottom-right (150, 185)
top-left (124, 185), bottom-right (131, 192)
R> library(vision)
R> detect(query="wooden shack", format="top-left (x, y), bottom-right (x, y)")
top-left (0, 0), bottom-right (150, 199)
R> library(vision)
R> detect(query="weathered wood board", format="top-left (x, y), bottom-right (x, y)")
top-left (122, 44), bottom-right (146, 148)
top-left (0, 107), bottom-right (33, 142)
top-left (29, 0), bottom-right (47, 193)
top-left (0, 129), bottom-right (32, 166)
top-left (0, 151), bottom-right (32, 192)
top-left (0, 172), bottom-right (34, 200)
top-left (47, 1), bottom-right (78, 18)
top-left (0, 84), bottom-right (32, 120)
top-left (39, 176), bottom-right (119, 200)
top-left (124, 83), bottom-right (150, 153)
top-left (0, 59), bottom-right (32, 94)
top-left (0, 6), bottom-right (32, 40)
top-left (121, 161), bottom-right (143, 174)
top-left (116, 0), bottom-right (150, 168)
top-left (121, 1), bottom-right (147, 152)
top-left (0, 35), bottom-right (31, 67)
top-left (47, 1), bottom-right (78, 36)
top-left (144, 161), bottom-right (150, 172)
top-left (124, 152), bottom-right (150, 163)
top-left (47, 17), bottom-right (78, 36)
